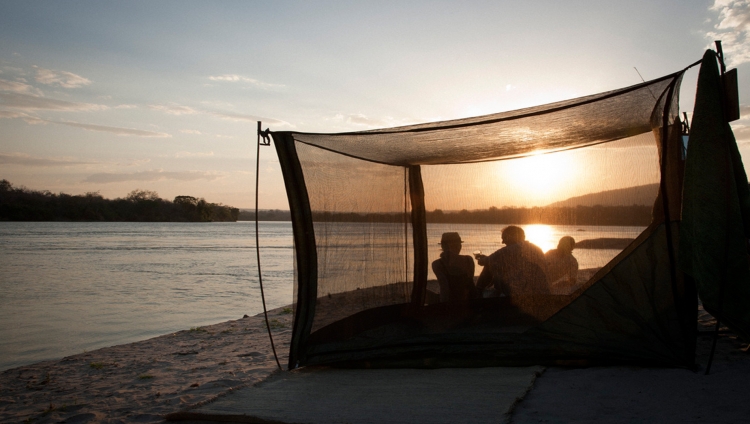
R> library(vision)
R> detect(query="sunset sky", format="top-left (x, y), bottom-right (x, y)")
top-left (1, 1), bottom-right (748, 209)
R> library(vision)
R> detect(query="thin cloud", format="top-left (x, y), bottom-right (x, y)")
top-left (115, 104), bottom-right (137, 109)
top-left (0, 110), bottom-right (28, 119)
top-left (208, 74), bottom-right (285, 89)
top-left (1, 66), bottom-right (25, 75)
top-left (52, 120), bottom-right (171, 137)
top-left (83, 170), bottom-right (221, 183)
top-left (174, 151), bottom-right (214, 158)
top-left (733, 122), bottom-right (749, 134)
top-left (2, 111), bottom-right (49, 125)
top-left (706, 0), bottom-right (750, 66)
top-left (0, 111), bottom-right (170, 137)
top-left (207, 110), bottom-right (288, 125)
top-left (0, 152), bottom-right (95, 167)
top-left (731, 114), bottom-right (750, 143)
top-left (331, 113), bottom-right (413, 129)
top-left (340, 113), bottom-right (387, 127)
top-left (34, 67), bottom-right (92, 88)
top-left (0, 78), bottom-right (37, 94)
top-left (200, 100), bottom-right (234, 108)
top-left (0, 91), bottom-right (107, 111)
top-left (148, 104), bottom-right (198, 115)
top-left (180, 129), bottom-right (203, 135)
top-left (149, 101), bottom-right (289, 126)
top-left (117, 158), bottom-right (151, 167)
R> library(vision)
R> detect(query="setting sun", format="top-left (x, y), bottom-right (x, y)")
top-left (494, 150), bottom-right (580, 206)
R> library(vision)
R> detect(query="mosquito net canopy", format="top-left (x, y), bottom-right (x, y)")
top-left (270, 51), bottom-right (747, 369)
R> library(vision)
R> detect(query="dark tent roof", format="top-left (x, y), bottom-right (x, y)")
top-left (288, 73), bottom-right (679, 165)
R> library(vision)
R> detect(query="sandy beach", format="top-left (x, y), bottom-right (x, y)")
top-left (1, 304), bottom-right (748, 423)
top-left (0, 306), bottom-right (293, 423)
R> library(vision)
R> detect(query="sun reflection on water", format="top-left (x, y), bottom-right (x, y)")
top-left (523, 224), bottom-right (556, 252)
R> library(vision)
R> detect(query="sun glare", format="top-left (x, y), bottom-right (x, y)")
top-left (523, 224), bottom-right (556, 252)
top-left (494, 150), bottom-right (579, 205)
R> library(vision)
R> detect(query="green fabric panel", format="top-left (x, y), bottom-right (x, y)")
top-left (526, 224), bottom-right (691, 366)
top-left (730, 129), bottom-right (750, 238)
top-left (679, 50), bottom-right (750, 340)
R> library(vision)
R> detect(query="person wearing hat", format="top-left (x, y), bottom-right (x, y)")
top-left (475, 225), bottom-right (549, 297)
top-left (432, 232), bottom-right (477, 303)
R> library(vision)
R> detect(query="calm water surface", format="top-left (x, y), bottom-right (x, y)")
top-left (0, 221), bottom-right (293, 371)
top-left (0, 221), bottom-right (643, 371)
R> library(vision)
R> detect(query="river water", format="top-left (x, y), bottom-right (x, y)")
top-left (0, 221), bottom-right (643, 371)
top-left (0, 221), bottom-right (293, 371)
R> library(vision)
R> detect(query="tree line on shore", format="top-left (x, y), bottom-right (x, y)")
top-left (237, 209), bottom-right (291, 221)
top-left (425, 205), bottom-right (652, 226)
top-left (0, 180), bottom-right (239, 222)
top-left (240, 205), bottom-right (653, 226)
top-left (11, 175), bottom-right (723, 225)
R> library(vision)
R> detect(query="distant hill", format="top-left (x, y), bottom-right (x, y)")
top-left (547, 183), bottom-right (659, 208)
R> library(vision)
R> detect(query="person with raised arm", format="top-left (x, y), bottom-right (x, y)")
top-left (475, 226), bottom-right (549, 297)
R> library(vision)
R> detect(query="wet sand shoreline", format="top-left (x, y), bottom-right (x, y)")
top-left (0, 306), bottom-right (293, 423)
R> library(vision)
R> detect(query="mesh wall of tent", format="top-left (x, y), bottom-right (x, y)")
top-left (270, 50), bottom-right (750, 369)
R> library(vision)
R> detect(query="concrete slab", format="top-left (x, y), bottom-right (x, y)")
top-left (511, 360), bottom-right (750, 424)
top-left (168, 366), bottom-right (543, 424)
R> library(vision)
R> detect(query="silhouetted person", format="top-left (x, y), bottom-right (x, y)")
top-left (476, 226), bottom-right (548, 296)
top-left (545, 236), bottom-right (578, 291)
top-left (432, 232), bottom-right (476, 303)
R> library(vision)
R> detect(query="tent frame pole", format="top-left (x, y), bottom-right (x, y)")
top-left (658, 76), bottom-right (700, 367)
top-left (273, 132), bottom-right (318, 369)
top-left (255, 122), bottom-right (282, 371)
top-left (705, 42), bottom-right (730, 375)
top-left (404, 168), bottom-right (409, 285)
top-left (409, 165), bottom-right (428, 307)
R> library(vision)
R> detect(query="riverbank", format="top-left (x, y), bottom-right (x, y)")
top-left (0, 306), bottom-right (293, 423)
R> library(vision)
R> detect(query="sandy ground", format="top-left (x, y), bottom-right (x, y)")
top-left (0, 307), bottom-right (293, 423)
top-left (1, 304), bottom-right (748, 423)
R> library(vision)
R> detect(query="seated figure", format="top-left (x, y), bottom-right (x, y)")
top-left (545, 236), bottom-right (579, 291)
top-left (476, 226), bottom-right (549, 297)
top-left (432, 232), bottom-right (477, 303)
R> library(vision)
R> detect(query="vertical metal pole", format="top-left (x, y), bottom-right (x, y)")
top-left (273, 132), bottom-right (317, 368)
top-left (409, 165), bottom-right (428, 307)
top-left (255, 121), bottom-right (282, 371)
top-left (404, 167), bottom-right (409, 284)
top-left (659, 79), bottom-right (680, 319)
top-left (705, 47), bottom-right (728, 375)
